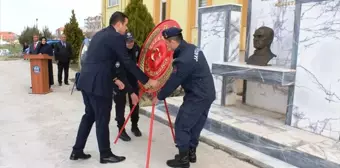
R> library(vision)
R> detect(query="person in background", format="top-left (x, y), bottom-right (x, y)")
top-left (22, 42), bottom-right (29, 53)
top-left (37, 37), bottom-right (54, 89)
top-left (54, 34), bottom-right (72, 86)
top-left (114, 32), bottom-right (142, 141)
top-left (29, 34), bottom-right (40, 54)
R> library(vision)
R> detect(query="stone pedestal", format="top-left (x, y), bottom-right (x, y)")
top-left (245, 0), bottom-right (296, 115)
top-left (198, 4), bottom-right (242, 105)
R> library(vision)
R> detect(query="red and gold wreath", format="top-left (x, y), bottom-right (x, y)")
top-left (138, 20), bottom-right (181, 93)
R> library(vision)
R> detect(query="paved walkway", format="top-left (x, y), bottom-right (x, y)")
top-left (0, 60), bottom-right (256, 168)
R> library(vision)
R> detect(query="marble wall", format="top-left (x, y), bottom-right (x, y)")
top-left (245, 0), bottom-right (296, 114)
top-left (291, 0), bottom-right (340, 140)
top-left (198, 5), bottom-right (242, 105)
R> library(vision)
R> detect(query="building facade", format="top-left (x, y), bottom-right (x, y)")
top-left (101, 0), bottom-right (248, 50)
top-left (0, 32), bottom-right (17, 42)
top-left (55, 27), bottom-right (64, 37)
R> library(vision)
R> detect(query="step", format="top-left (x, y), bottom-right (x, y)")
top-left (139, 96), bottom-right (340, 168)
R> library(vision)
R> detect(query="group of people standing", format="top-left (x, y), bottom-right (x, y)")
top-left (24, 34), bottom-right (72, 89)
top-left (71, 11), bottom-right (216, 168)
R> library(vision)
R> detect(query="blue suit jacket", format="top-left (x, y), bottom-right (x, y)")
top-left (77, 26), bottom-right (149, 98)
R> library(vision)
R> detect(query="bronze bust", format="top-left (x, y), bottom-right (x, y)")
top-left (246, 26), bottom-right (277, 66)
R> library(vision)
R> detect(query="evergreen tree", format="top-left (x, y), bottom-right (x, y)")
top-left (124, 0), bottom-right (155, 46)
top-left (18, 26), bottom-right (42, 45)
top-left (64, 9), bottom-right (84, 63)
top-left (41, 26), bottom-right (53, 39)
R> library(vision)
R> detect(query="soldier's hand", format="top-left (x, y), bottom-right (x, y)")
top-left (152, 96), bottom-right (159, 105)
top-left (130, 93), bottom-right (139, 105)
top-left (114, 79), bottom-right (125, 90)
top-left (146, 79), bottom-right (159, 88)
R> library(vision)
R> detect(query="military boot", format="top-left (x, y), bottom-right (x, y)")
top-left (167, 150), bottom-right (190, 168)
top-left (118, 127), bottom-right (131, 142)
top-left (175, 148), bottom-right (196, 163)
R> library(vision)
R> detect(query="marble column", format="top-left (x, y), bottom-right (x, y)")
top-left (291, 0), bottom-right (340, 140)
top-left (198, 4), bottom-right (242, 106)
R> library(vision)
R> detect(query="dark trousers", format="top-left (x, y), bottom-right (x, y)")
top-left (57, 61), bottom-right (69, 84)
top-left (174, 99), bottom-right (212, 152)
top-left (113, 91), bottom-right (139, 128)
top-left (48, 60), bottom-right (54, 87)
top-left (73, 91), bottom-right (113, 157)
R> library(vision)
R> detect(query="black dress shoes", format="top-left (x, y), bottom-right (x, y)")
top-left (100, 154), bottom-right (126, 164)
top-left (131, 126), bottom-right (142, 137)
top-left (69, 151), bottom-right (91, 160)
top-left (119, 129), bottom-right (131, 141)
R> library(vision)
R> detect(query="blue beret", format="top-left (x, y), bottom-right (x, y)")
top-left (125, 32), bottom-right (134, 42)
top-left (162, 27), bottom-right (182, 39)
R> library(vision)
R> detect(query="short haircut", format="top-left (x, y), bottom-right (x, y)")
top-left (33, 34), bottom-right (39, 37)
top-left (109, 12), bottom-right (128, 25)
top-left (40, 36), bottom-right (47, 41)
top-left (167, 34), bottom-right (183, 43)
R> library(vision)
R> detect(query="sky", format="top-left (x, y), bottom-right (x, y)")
top-left (0, 0), bottom-right (101, 35)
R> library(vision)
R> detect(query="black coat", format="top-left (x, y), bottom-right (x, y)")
top-left (38, 43), bottom-right (54, 86)
top-left (77, 26), bottom-right (149, 98)
top-left (54, 41), bottom-right (72, 62)
top-left (114, 44), bottom-right (141, 95)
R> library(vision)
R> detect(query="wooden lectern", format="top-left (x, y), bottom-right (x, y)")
top-left (24, 54), bottom-right (52, 94)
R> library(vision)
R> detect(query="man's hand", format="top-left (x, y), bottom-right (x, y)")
top-left (114, 79), bottom-right (125, 90)
top-left (130, 93), bottom-right (139, 105)
top-left (152, 96), bottom-right (159, 105)
top-left (146, 79), bottom-right (159, 88)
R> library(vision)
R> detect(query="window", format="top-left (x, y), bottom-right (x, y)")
top-left (196, 0), bottom-right (208, 26)
top-left (160, 0), bottom-right (167, 22)
top-left (108, 0), bottom-right (119, 7)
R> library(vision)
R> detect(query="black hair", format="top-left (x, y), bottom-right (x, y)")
top-left (40, 36), bottom-right (47, 41)
top-left (167, 34), bottom-right (183, 43)
top-left (109, 12), bottom-right (128, 25)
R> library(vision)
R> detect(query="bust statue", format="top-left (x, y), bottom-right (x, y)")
top-left (246, 26), bottom-right (277, 66)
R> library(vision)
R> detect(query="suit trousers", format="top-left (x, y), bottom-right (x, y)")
top-left (73, 91), bottom-right (113, 157)
top-left (113, 91), bottom-right (140, 128)
top-left (174, 99), bottom-right (212, 152)
top-left (57, 61), bottom-right (69, 84)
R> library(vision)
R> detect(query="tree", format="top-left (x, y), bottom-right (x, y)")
top-left (18, 26), bottom-right (55, 45)
top-left (64, 9), bottom-right (84, 63)
top-left (124, 0), bottom-right (155, 46)
top-left (18, 26), bottom-right (42, 45)
top-left (41, 26), bottom-right (53, 39)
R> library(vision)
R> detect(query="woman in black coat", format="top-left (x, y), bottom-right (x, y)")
top-left (38, 37), bottom-right (54, 89)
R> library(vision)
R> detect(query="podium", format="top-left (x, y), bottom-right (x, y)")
top-left (24, 54), bottom-right (52, 94)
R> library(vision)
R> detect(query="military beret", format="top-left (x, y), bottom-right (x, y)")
top-left (125, 32), bottom-right (134, 42)
top-left (162, 27), bottom-right (182, 39)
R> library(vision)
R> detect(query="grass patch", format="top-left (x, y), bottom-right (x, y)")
top-left (70, 63), bottom-right (80, 72)
top-left (0, 56), bottom-right (23, 61)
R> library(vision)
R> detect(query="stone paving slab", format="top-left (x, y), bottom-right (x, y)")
top-left (0, 60), bottom-right (256, 168)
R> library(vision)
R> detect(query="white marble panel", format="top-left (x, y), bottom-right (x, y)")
top-left (225, 10), bottom-right (242, 105)
top-left (228, 11), bottom-right (241, 62)
top-left (292, 0), bottom-right (340, 140)
top-left (246, 0), bottom-right (295, 114)
top-left (200, 11), bottom-right (226, 105)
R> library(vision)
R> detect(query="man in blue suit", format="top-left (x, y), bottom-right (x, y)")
top-left (70, 11), bottom-right (159, 164)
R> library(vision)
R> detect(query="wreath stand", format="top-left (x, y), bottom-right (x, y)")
top-left (113, 91), bottom-right (175, 168)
